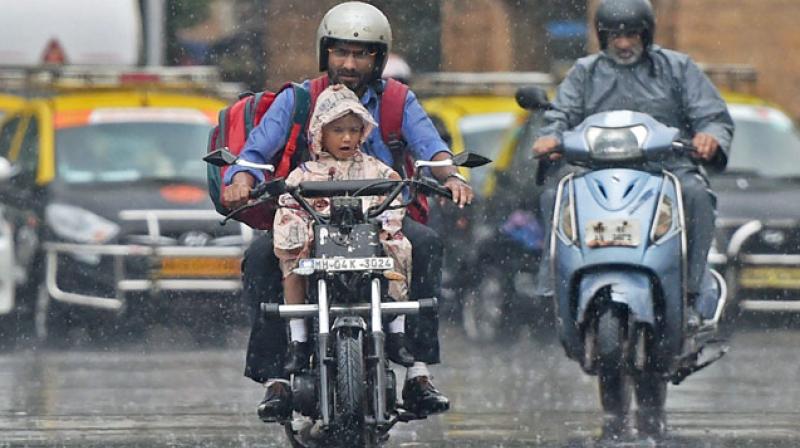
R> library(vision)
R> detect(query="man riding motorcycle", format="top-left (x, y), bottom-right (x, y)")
top-left (532, 0), bottom-right (734, 325)
top-left (223, 1), bottom-right (471, 422)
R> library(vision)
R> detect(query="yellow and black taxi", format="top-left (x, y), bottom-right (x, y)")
top-left (0, 67), bottom-right (252, 343)
top-left (0, 93), bottom-right (24, 332)
top-left (706, 92), bottom-right (800, 316)
top-left (414, 72), bottom-right (553, 340)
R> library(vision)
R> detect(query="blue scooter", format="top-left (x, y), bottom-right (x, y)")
top-left (531, 99), bottom-right (728, 437)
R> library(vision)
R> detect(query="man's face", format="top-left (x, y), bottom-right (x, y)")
top-left (326, 41), bottom-right (377, 93)
top-left (607, 31), bottom-right (644, 66)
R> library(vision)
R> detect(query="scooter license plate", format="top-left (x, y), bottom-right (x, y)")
top-left (299, 257), bottom-right (395, 272)
top-left (585, 219), bottom-right (641, 248)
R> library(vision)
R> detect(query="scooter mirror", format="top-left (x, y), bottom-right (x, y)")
top-left (204, 148), bottom-right (238, 167)
top-left (452, 152), bottom-right (492, 168)
top-left (515, 86), bottom-right (552, 111)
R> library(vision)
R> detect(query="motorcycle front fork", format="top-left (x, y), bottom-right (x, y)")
top-left (316, 277), bottom-right (388, 427)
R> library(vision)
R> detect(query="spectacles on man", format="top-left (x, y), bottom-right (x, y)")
top-left (328, 47), bottom-right (378, 61)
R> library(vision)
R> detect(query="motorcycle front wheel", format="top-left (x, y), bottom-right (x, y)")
top-left (334, 328), bottom-right (366, 447)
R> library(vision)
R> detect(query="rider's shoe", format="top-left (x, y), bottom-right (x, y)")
top-left (686, 307), bottom-right (703, 330)
top-left (386, 333), bottom-right (415, 367)
top-left (402, 376), bottom-right (450, 416)
top-left (257, 380), bottom-right (291, 423)
top-left (283, 341), bottom-right (311, 374)
top-left (636, 408), bottom-right (666, 439)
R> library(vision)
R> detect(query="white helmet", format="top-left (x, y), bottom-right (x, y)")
top-left (316, 1), bottom-right (392, 79)
top-left (382, 53), bottom-right (412, 84)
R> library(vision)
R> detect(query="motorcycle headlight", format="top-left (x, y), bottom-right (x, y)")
top-left (650, 194), bottom-right (674, 242)
top-left (45, 204), bottom-right (120, 244)
top-left (585, 125), bottom-right (647, 161)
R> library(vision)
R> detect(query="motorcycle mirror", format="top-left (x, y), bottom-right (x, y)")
top-left (203, 148), bottom-right (238, 167)
top-left (515, 86), bottom-right (552, 111)
top-left (0, 157), bottom-right (18, 181)
top-left (452, 152), bottom-right (492, 168)
top-left (205, 148), bottom-right (276, 172)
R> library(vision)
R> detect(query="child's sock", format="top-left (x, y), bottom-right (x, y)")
top-left (289, 318), bottom-right (307, 342)
top-left (388, 315), bottom-right (405, 334)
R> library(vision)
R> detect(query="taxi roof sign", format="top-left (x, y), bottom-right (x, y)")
top-left (412, 71), bottom-right (554, 98)
top-left (0, 65), bottom-right (229, 97)
top-left (41, 39), bottom-right (68, 65)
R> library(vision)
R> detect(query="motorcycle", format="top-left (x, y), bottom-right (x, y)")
top-left (205, 149), bottom-right (490, 447)
top-left (524, 90), bottom-right (728, 437)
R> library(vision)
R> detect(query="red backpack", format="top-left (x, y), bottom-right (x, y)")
top-left (206, 76), bottom-right (429, 229)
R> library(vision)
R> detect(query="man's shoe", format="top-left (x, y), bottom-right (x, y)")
top-left (686, 307), bottom-right (703, 330)
top-left (283, 341), bottom-right (311, 374)
top-left (386, 333), bottom-right (415, 367)
top-left (401, 376), bottom-right (449, 416)
top-left (257, 380), bottom-right (291, 422)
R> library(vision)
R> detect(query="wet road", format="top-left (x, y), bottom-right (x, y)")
top-left (1, 319), bottom-right (799, 447)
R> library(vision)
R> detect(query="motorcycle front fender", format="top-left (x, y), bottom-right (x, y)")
top-left (576, 270), bottom-right (654, 325)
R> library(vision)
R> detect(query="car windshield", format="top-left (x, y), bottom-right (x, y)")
top-left (460, 112), bottom-right (517, 190)
top-left (725, 105), bottom-right (800, 178)
top-left (56, 122), bottom-right (212, 183)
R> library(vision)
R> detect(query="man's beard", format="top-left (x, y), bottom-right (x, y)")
top-left (329, 68), bottom-right (370, 93)
top-left (606, 43), bottom-right (644, 66)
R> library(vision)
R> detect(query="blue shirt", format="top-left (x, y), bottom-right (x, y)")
top-left (224, 79), bottom-right (450, 184)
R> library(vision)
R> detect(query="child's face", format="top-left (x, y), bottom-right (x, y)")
top-left (322, 113), bottom-right (364, 160)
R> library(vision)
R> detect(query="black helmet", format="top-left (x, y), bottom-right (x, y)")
top-left (595, 0), bottom-right (655, 49)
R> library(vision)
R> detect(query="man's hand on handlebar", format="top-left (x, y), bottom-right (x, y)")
top-left (691, 132), bottom-right (720, 161)
top-left (444, 176), bottom-right (474, 208)
top-left (222, 172), bottom-right (256, 209)
top-left (532, 136), bottom-right (562, 160)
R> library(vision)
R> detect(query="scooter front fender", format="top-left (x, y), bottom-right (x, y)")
top-left (576, 270), bottom-right (654, 325)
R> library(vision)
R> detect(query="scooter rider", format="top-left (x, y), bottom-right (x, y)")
top-left (223, 1), bottom-right (470, 421)
top-left (531, 0), bottom-right (734, 323)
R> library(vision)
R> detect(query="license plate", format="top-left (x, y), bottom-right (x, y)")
top-left (299, 257), bottom-right (394, 272)
top-left (585, 219), bottom-right (641, 248)
top-left (740, 267), bottom-right (800, 289)
top-left (160, 257), bottom-right (241, 278)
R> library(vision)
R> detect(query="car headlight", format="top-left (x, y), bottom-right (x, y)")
top-left (585, 125), bottom-right (647, 161)
top-left (45, 204), bottom-right (120, 244)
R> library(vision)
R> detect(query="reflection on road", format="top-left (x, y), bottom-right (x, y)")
top-left (1, 320), bottom-right (799, 447)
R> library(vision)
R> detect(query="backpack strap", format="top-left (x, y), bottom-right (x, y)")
top-left (308, 76), bottom-right (330, 122)
top-left (275, 83), bottom-right (312, 178)
top-left (379, 79), bottom-right (408, 146)
top-left (379, 78), bottom-right (410, 177)
top-left (243, 92), bottom-right (262, 138)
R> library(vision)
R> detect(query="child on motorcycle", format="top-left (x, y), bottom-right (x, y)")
top-left (273, 84), bottom-right (415, 373)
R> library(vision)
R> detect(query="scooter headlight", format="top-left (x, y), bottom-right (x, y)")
top-left (585, 125), bottom-right (647, 161)
top-left (558, 184), bottom-right (577, 243)
top-left (651, 194), bottom-right (674, 242)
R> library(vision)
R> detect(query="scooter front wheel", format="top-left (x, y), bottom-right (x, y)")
top-left (595, 306), bottom-right (632, 435)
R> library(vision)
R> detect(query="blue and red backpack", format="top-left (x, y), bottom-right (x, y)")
top-left (206, 75), bottom-right (428, 230)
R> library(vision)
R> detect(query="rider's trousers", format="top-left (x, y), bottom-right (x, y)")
top-left (242, 216), bottom-right (443, 383)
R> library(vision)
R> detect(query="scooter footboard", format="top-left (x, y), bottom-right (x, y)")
top-left (576, 270), bottom-right (655, 326)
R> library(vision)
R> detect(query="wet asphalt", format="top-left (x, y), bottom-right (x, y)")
top-left (1, 316), bottom-right (799, 448)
